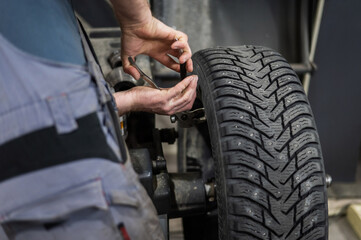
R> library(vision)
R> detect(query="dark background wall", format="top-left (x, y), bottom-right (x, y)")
top-left (308, 0), bottom-right (361, 182)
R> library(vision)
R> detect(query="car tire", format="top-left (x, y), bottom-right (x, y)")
top-left (185, 46), bottom-right (328, 240)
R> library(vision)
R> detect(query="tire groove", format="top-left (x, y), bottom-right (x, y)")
top-left (281, 182), bottom-right (325, 215)
top-left (263, 72), bottom-right (298, 92)
top-left (276, 127), bottom-right (318, 151)
top-left (285, 204), bottom-right (327, 239)
top-left (224, 154), bottom-right (279, 172)
top-left (276, 114), bottom-right (315, 141)
top-left (230, 214), bottom-right (284, 237)
top-left (258, 59), bottom-right (288, 72)
top-left (214, 93), bottom-right (268, 111)
top-left (219, 119), bottom-right (273, 139)
top-left (228, 177), bottom-right (281, 200)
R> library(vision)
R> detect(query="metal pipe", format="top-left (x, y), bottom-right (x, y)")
top-left (290, 63), bottom-right (313, 74)
top-left (303, 0), bottom-right (325, 94)
top-left (177, 128), bottom-right (187, 173)
top-left (168, 173), bottom-right (207, 218)
top-left (300, 0), bottom-right (310, 71)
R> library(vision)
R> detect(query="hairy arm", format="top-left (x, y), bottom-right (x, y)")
top-left (110, 0), bottom-right (152, 29)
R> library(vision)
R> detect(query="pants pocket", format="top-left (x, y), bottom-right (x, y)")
top-left (109, 187), bottom-right (164, 240)
top-left (3, 178), bottom-right (109, 224)
top-left (3, 207), bottom-right (125, 240)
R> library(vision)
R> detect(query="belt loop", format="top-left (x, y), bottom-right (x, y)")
top-left (46, 93), bottom-right (78, 134)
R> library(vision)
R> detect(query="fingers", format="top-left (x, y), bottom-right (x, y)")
top-left (168, 75), bottom-right (196, 98)
top-left (126, 66), bottom-right (141, 80)
top-left (171, 75), bottom-right (197, 104)
top-left (171, 84), bottom-right (197, 113)
top-left (120, 21), bottom-right (194, 80)
top-left (155, 53), bottom-right (183, 72)
top-left (121, 55), bottom-right (142, 80)
top-left (167, 75), bottom-right (198, 114)
top-left (117, 75), bottom-right (198, 115)
top-left (171, 34), bottom-right (193, 72)
top-left (171, 40), bottom-right (191, 63)
top-left (186, 58), bottom-right (193, 73)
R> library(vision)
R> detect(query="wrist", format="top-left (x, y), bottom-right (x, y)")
top-left (114, 88), bottom-right (140, 115)
top-left (120, 16), bottom-right (155, 38)
top-left (120, 14), bottom-right (153, 31)
top-left (111, 0), bottom-right (153, 30)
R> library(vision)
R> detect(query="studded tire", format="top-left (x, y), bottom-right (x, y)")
top-left (191, 46), bottom-right (328, 240)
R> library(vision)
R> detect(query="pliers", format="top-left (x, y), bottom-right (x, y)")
top-left (128, 38), bottom-right (187, 90)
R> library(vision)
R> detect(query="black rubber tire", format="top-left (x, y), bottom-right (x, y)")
top-left (190, 46), bottom-right (328, 240)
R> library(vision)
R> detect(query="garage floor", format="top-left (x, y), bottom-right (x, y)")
top-left (167, 210), bottom-right (360, 240)
top-left (0, 215), bottom-right (358, 240)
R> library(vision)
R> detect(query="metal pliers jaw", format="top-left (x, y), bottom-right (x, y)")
top-left (128, 56), bottom-right (160, 90)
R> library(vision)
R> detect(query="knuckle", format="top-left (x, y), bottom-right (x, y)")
top-left (181, 97), bottom-right (188, 105)
top-left (161, 99), bottom-right (168, 106)
top-left (167, 108), bottom-right (176, 115)
top-left (163, 105), bottom-right (171, 113)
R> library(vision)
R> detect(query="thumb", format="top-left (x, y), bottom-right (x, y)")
top-left (122, 55), bottom-right (141, 80)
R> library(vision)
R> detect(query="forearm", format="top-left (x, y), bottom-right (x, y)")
top-left (110, 0), bottom-right (152, 29)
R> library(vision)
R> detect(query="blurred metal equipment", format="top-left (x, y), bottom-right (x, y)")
top-left (108, 49), bottom-right (122, 69)
top-left (326, 174), bottom-right (333, 188)
top-left (170, 108), bottom-right (206, 128)
top-left (106, 49), bottom-right (141, 91)
top-left (302, 0), bottom-right (325, 94)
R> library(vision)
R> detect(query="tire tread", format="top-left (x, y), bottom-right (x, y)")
top-left (193, 46), bottom-right (328, 240)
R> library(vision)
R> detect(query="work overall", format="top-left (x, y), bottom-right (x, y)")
top-left (0, 21), bottom-right (164, 239)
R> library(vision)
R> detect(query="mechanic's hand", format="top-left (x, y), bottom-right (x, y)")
top-left (113, 75), bottom-right (198, 115)
top-left (121, 17), bottom-right (193, 80)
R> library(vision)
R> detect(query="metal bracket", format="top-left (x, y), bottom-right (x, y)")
top-left (326, 174), bottom-right (332, 188)
top-left (170, 108), bottom-right (206, 128)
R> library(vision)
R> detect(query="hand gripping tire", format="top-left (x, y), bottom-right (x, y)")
top-left (189, 46), bottom-right (328, 240)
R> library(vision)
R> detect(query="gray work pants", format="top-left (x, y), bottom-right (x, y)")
top-left (0, 27), bottom-right (164, 240)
